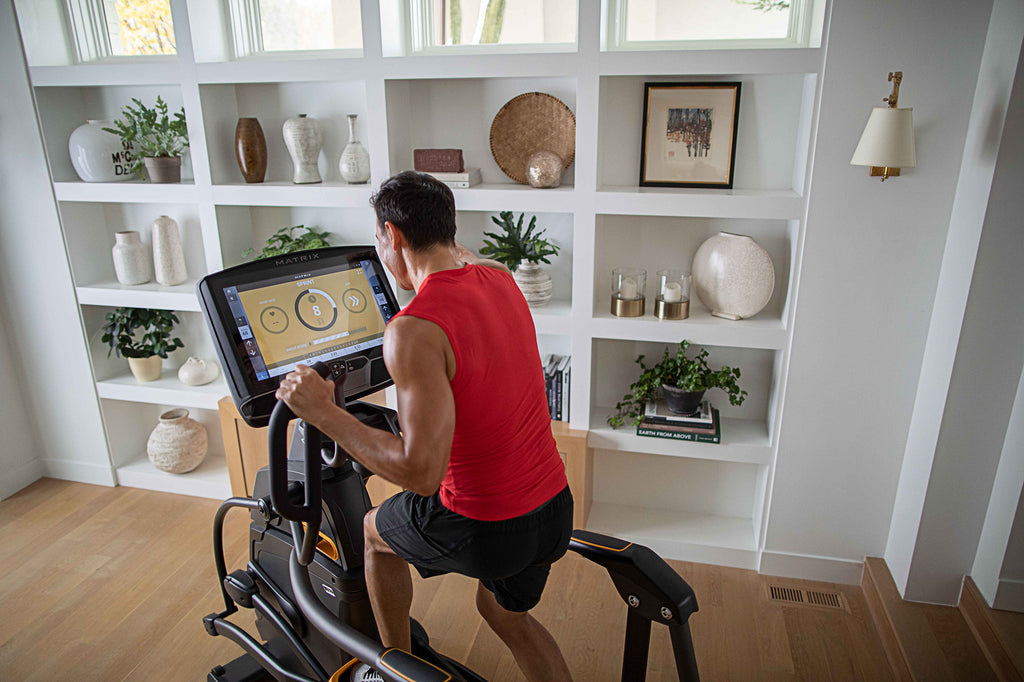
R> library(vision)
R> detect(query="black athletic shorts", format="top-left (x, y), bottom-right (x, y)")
top-left (375, 485), bottom-right (573, 612)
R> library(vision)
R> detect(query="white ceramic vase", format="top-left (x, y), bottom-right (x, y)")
top-left (112, 230), bottom-right (151, 285)
top-left (339, 114), bottom-right (371, 184)
top-left (691, 232), bottom-right (775, 320)
top-left (513, 263), bottom-right (553, 307)
top-left (146, 408), bottom-right (208, 474)
top-left (178, 356), bottom-right (219, 386)
top-left (152, 215), bottom-right (187, 286)
top-left (69, 120), bottom-right (135, 182)
top-left (282, 114), bottom-right (323, 184)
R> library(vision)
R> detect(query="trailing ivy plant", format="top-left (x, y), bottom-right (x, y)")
top-left (607, 340), bottom-right (747, 428)
top-left (103, 96), bottom-right (189, 175)
top-left (101, 308), bottom-right (184, 359)
top-left (243, 225), bottom-right (334, 260)
top-left (480, 211), bottom-right (559, 273)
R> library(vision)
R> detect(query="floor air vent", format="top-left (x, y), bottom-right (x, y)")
top-left (766, 584), bottom-right (849, 612)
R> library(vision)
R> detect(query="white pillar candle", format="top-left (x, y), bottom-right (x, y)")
top-left (662, 282), bottom-right (682, 302)
top-left (619, 277), bottom-right (638, 300)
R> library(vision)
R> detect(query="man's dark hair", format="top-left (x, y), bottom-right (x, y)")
top-left (369, 171), bottom-right (457, 251)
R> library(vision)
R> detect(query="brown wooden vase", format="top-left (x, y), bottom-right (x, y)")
top-left (235, 117), bottom-right (267, 183)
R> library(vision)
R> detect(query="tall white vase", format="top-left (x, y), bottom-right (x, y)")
top-left (152, 215), bottom-right (188, 286)
top-left (692, 232), bottom-right (775, 320)
top-left (112, 230), bottom-right (151, 285)
top-left (339, 114), bottom-right (371, 184)
top-left (69, 120), bottom-right (135, 182)
top-left (283, 114), bottom-right (323, 184)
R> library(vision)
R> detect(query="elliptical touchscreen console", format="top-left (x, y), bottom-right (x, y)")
top-left (198, 246), bottom-right (400, 427)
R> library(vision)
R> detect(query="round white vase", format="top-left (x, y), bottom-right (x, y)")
top-left (147, 408), bottom-right (208, 474)
top-left (68, 120), bottom-right (135, 182)
top-left (152, 215), bottom-right (188, 286)
top-left (692, 232), bottom-right (775, 320)
top-left (112, 230), bottom-right (151, 285)
top-left (178, 356), bottom-right (219, 386)
top-left (282, 114), bottom-right (323, 184)
top-left (513, 263), bottom-right (553, 307)
top-left (339, 114), bottom-right (371, 184)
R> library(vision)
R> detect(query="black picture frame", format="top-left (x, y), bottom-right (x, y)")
top-left (639, 82), bottom-right (742, 189)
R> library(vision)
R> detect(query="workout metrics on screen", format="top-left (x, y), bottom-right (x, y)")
top-left (221, 260), bottom-right (394, 381)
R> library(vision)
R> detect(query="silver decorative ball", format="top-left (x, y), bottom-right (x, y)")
top-left (526, 150), bottom-right (564, 188)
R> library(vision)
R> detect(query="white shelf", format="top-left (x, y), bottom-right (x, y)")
top-left (589, 309), bottom-right (787, 350)
top-left (596, 186), bottom-right (803, 220)
top-left (211, 182), bottom-right (375, 207)
top-left (54, 181), bottom-right (198, 204)
top-left (586, 502), bottom-right (757, 568)
top-left (450, 184), bottom-right (576, 213)
top-left (76, 281), bottom-right (201, 311)
top-left (29, 62), bottom-right (182, 87)
top-left (588, 411), bottom-right (770, 465)
top-left (115, 452), bottom-right (231, 500)
top-left (532, 301), bottom-right (573, 335)
top-left (96, 374), bottom-right (228, 411)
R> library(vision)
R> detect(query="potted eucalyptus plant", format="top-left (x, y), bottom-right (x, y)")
top-left (480, 211), bottom-right (560, 307)
top-left (243, 225), bottom-right (334, 260)
top-left (101, 307), bottom-right (184, 382)
top-left (608, 340), bottom-right (747, 428)
top-left (104, 96), bottom-right (189, 183)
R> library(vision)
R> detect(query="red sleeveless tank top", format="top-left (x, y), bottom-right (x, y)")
top-left (391, 264), bottom-right (567, 521)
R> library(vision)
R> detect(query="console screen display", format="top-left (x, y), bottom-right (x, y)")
top-left (221, 260), bottom-right (394, 381)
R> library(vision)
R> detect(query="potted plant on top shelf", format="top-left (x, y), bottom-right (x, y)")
top-left (480, 211), bottom-right (560, 307)
top-left (101, 307), bottom-right (184, 383)
top-left (608, 340), bottom-right (747, 428)
top-left (104, 96), bottom-right (189, 183)
top-left (243, 225), bottom-right (334, 260)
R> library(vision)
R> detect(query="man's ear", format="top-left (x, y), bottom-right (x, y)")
top-left (383, 221), bottom-right (404, 249)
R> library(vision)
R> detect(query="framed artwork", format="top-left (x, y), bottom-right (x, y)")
top-left (639, 82), bottom-right (742, 189)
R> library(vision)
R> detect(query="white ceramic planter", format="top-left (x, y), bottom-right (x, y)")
top-left (128, 355), bottom-right (162, 382)
top-left (692, 232), bottom-right (775, 320)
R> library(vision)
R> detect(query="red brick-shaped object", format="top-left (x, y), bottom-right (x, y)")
top-left (414, 149), bottom-right (464, 173)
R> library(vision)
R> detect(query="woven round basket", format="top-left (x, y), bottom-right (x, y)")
top-left (489, 92), bottom-right (576, 185)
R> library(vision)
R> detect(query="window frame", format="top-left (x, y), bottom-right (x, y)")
top-left (405, 0), bottom-right (578, 56)
top-left (64, 0), bottom-right (178, 63)
top-left (226, 0), bottom-right (364, 60)
top-left (605, 0), bottom-right (816, 52)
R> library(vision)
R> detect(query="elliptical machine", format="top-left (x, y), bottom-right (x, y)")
top-left (197, 246), bottom-right (701, 681)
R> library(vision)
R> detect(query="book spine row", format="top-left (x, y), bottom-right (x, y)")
top-left (542, 354), bottom-right (571, 421)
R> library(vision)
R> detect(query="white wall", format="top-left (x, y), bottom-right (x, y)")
top-left (0, 299), bottom-right (44, 500)
top-left (0, 0), bottom-right (114, 491)
top-left (762, 0), bottom-right (995, 582)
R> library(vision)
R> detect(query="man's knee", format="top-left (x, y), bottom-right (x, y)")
top-left (476, 584), bottom-right (529, 631)
top-left (363, 506), bottom-right (389, 555)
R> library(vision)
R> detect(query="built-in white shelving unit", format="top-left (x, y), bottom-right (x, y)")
top-left (18, 0), bottom-right (824, 568)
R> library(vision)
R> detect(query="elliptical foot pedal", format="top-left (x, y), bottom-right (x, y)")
top-left (208, 653), bottom-right (274, 682)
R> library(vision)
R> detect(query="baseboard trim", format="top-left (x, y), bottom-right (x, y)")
top-left (42, 458), bottom-right (115, 487)
top-left (862, 557), bottom-right (915, 681)
top-left (959, 577), bottom-right (1024, 681)
top-left (994, 578), bottom-right (1024, 612)
top-left (0, 457), bottom-right (45, 500)
top-left (759, 549), bottom-right (864, 584)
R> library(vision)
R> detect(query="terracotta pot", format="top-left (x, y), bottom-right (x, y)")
top-left (235, 117), bottom-right (267, 183)
top-left (144, 156), bottom-right (182, 183)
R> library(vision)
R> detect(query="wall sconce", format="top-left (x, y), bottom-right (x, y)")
top-left (851, 71), bottom-right (916, 181)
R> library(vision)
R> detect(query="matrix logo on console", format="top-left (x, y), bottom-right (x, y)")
top-left (273, 253), bottom-right (322, 267)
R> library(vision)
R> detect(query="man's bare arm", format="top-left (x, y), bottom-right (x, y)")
top-left (275, 316), bottom-right (455, 495)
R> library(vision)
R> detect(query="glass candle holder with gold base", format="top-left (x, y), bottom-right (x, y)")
top-left (655, 269), bottom-right (690, 320)
top-left (611, 268), bottom-right (646, 317)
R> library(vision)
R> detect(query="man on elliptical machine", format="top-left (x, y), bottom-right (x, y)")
top-left (275, 170), bottom-right (575, 682)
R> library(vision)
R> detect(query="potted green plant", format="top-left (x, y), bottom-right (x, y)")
top-left (244, 225), bottom-right (334, 260)
top-left (480, 211), bottom-right (560, 306)
top-left (104, 96), bottom-right (189, 183)
top-left (608, 340), bottom-right (747, 428)
top-left (101, 307), bottom-right (184, 382)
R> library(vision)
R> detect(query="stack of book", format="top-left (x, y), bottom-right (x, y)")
top-left (542, 354), bottom-right (571, 421)
top-left (636, 399), bottom-right (721, 444)
top-left (423, 167), bottom-right (481, 188)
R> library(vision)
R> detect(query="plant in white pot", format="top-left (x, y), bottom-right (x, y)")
top-left (104, 97), bottom-right (189, 183)
top-left (101, 307), bottom-right (184, 382)
top-left (480, 211), bottom-right (560, 307)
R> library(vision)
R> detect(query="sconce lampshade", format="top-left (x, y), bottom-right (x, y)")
top-left (851, 107), bottom-right (916, 168)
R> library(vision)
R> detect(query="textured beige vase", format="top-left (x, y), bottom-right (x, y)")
top-left (692, 232), bottom-right (775, 320)
top-left (513, 263), bottom-right (553, 307)
top-left (128, 355), bottom-right (162, 382)
top-left (147, 408), bottom-right (208, 474)
top-left (152, 215), bottom-right (187, 286)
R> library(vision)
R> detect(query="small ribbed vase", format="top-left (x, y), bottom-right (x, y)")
top-left (112, 230), bottom-right (151, 285)
top-left (152, 215), bottom-right (187, 286)
top-left (235, 117), bottom-right (267, 183)
top-left (282, 114), bottom-right (323, 184)
top-left (513, 263), bottom-right (553, 307)
top-left (147, 408), bottom-right (208, 474)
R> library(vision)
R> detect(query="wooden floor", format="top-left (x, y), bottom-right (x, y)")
top-left (0, 479), bottom-right (901, 680)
